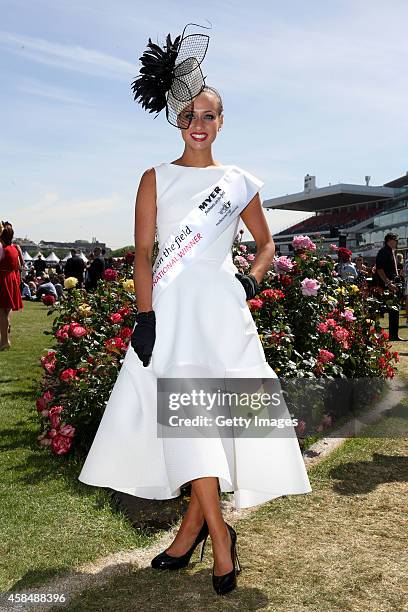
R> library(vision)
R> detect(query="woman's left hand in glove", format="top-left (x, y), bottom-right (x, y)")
top-left (234, 272), bottom-right (261, 300)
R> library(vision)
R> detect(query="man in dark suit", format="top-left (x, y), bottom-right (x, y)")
top-left (85, 247), bottom-right (105, 291)
top-left (64, 249), bottom-right (85, 288)
top-left (33, 254), bottom-right (47, 276)
top-left (375, 233), bottom-right (405, 341)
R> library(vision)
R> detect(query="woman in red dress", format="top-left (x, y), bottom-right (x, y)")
top-left (0, 223), bottom-right (23, 350)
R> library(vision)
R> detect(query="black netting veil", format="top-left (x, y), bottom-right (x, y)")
top-left (131, 23), bottom-right (211, 129)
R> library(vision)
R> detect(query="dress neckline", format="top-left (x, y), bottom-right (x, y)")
top-left (167, 162), bottom-right (230, 169)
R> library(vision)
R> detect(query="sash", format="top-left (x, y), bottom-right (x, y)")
top-left (151, 165), bottom-right (264, 306)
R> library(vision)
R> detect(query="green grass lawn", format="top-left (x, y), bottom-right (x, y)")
top-left (50, 413), bottom-right (408, 612)
top-left (0, 301), bottom-right (155, 593)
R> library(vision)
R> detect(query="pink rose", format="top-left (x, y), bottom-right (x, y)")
top-left (333, 327), bottom-right (349, 342)
top-left (300, 278), bottom-right (320, 297)
top-left (59, 424), bottom-right (76, 437)
top-left (292, 235), bottom-right (317, 252)
top-left (317, 322), bottom-right (328, 333)
top-left (317, 349), bottom-right (335, 364)
top-left (56, 324), bottom-right (71, 342)
top-left (340, 309), bottom-right (356, 322)
top-left (239, 244), bottom-right (247, 253)
top-left (273, 256), bottom-right (294, 274)
top-left (234, 255), bottom-right (250, 270)
top-left (248, 298), bottom-right (264, 310)
top-left (51, 434), bottom-right (73, 455)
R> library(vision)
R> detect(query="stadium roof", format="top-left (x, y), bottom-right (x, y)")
top-left (383, 172), bottom-right (408, 188)
top-left (263, 184), bottom-right (395, 212)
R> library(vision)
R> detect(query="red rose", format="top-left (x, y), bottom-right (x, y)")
top-left (110, 313), bottom-right (123, 324)
top-left (48, 405), bottom-right (64, 429)
top-left (120, 327), bottom-right (133, 340)
top-left (70, 324), bottom-right (87, 338)
top-left (36, 390), bottom-right (54, 412)
top-left (118, 307), bottom-right (131, 317)
top-left (42, 294), bottom-right (56, 306)
top-left (105, 336), bottom-right (127, 352)
top-left (60, 368), bottom-right (78, 382)
top-left (51, 434), bottom-right (73, 455)
top-left (40, 352), bottom-right (57, 373)
top-left (104, 268), bottom-right (118, 281)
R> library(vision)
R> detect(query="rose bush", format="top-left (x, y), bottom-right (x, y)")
top-left (36, 237), bottom-right (398, 456)
top-left (36, 266), bottom-right (137, 455)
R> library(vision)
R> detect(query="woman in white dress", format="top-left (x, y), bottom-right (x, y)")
top-left (78, 25), bottom-right (312, 595)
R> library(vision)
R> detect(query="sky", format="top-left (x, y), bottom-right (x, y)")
top-left (1, 0), bottom-right (407, 249)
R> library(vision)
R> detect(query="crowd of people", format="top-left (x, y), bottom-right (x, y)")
top-left (0, 220), bottom-right (115, 350)
top-left (1, 221), bottom-right (407, 350)
top-left (334, 233), bottom-right (408, 339)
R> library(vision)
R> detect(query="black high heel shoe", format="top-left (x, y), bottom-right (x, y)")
top-left (151, 519), bottom-right (208, 570)
top-left (212, 523), bottom-right (241, 596)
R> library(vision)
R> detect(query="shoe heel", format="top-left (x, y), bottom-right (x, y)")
top-left (235, 549), bottom-right (241, 573)
top-left (199, 535), bottom-right (207, 562)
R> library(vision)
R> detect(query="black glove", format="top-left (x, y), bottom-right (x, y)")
top-left (131, 310), bottom-right (156, 367)
top-left (235, 273), bottom-right (261, 300)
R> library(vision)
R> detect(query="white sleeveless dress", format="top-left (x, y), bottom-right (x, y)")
top-left (78, 163), bottom-right (312, 508)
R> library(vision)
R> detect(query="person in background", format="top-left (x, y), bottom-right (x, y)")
top-left (374, 233), bottom-right (405, 341)
top-left (396, 252), bottom-right (404, 275)
top-left (85, 246), bottom-right (105, 291)
top-left (33, 254), bottom-right (47, 276)
top-left (35, 275), bottom-right (58, 301)
top-left (49, 272), bottom-right (64, 301)
top-left (28, 279), bottom-right (37, 297)
top-left (354, 256), bottom-right (368, 286)
top-left (20, 278), bottom-right (32, 300)
top-left (396, 252), bottom-right (406, 308)
top-left (0, 223), bottom-right (23, 350)
top-left (403, 253), bottom-right (408, 327)
top-left (337, 248), bottom-right (358, 283)
top-left (64, 248), bottom-right (85, 288)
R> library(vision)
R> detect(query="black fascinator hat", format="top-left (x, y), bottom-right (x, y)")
top-left (131, 22), bottom-right (211, 129)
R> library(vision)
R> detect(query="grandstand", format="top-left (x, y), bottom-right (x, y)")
top-left (261, 172), bottom-right (408, 259)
